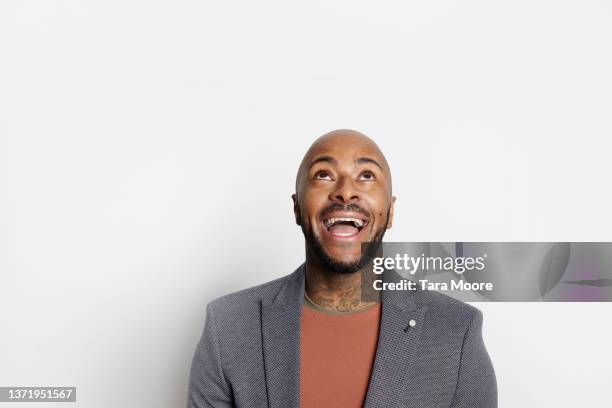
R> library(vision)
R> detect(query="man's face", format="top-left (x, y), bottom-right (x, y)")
top-left (293, 133), bottom-right (395, 274)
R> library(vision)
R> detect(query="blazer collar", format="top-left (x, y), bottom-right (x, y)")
top-left (261, 265), bottom-right (305, 408)
top-left (364, 270), bottom-right (428, 407)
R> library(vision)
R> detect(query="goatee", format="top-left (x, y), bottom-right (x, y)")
top-left (300, 207), bottom-right (390, 275)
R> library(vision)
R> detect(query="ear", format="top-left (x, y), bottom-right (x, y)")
top-left (386, 196), bottom-right (396, 229)
top-left (292, 194), bottom-right (302, 226)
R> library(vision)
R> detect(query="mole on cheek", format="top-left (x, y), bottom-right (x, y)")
top-left (378, 212), bottom-right (383, 216)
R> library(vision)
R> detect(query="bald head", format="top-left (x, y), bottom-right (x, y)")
top-left (295, 129), bottom-right (393, 195)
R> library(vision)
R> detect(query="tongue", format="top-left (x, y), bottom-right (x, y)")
top-left (329, 223), bottom-right (359, 236)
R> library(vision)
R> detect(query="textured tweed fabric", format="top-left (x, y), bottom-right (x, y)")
top-left (188, 265), bottom-right (497, 407)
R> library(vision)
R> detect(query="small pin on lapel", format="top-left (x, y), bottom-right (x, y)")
top-left (403, 319), bottom-right (417, 332)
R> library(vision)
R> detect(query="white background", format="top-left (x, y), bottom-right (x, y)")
top-left (1, 1), bottom-right (612, 407)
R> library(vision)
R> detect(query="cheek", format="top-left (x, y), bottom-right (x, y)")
top-left (364, 193), bottom-right (390, 218)
top-left (301, 190), bottom-right (329, 215)
top-left (369, 205), bottom-right (391, 232)
top-left (298, 203), bottom-right (323, 232)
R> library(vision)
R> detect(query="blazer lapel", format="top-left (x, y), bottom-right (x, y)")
top-left (364, 272), bottom-right (428, 408)
top-left (261, 265), bottom-right (305, 408)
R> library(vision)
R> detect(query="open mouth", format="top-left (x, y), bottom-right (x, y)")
top-left (323, 216), bottom-right (369, 237)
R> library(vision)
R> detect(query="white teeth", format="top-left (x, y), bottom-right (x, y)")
top-left (324, 217), bottom-right (365, 228)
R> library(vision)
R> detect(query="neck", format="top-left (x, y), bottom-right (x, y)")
top-left (304, 250), bottom-right (378, 312)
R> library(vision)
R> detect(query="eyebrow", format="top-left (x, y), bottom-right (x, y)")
top-left (356, 156), bottom-right (384, 171)
top-left (308, 155), bottom-right (384, 171)
top-left (308, 155), bottom-right (338, 169)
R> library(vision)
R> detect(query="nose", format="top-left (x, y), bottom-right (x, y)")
top-left (329, 175), bottom-right (359, 203)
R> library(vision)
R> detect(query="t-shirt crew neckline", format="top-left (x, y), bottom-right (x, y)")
top-left (303, 292), bottom-right (381, 318)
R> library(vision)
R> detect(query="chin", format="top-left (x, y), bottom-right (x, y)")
top-left (317, 249), bottom-right (366, 275)
top-left (326, 252), bottom-right (361, 266)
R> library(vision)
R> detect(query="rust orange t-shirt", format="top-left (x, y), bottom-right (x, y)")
top-left (300, 299), bottom-right (382, 408)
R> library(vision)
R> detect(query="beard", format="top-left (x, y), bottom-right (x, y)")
top-left (300, 206), bottom-right (390, 275)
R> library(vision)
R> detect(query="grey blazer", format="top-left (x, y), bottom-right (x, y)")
top-left (188, 265), bottom-right (497, 407)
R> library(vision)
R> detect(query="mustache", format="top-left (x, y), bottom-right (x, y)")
top-left (319, 203), bottom-right (370, 219)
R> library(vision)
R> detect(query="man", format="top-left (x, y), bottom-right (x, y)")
top-left (188, 130), bottom-right (497, 407)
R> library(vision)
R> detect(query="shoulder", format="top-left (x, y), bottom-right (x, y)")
top-left (205, 269), bottom-right (293, 320)
top-left (199, 268), bottom-right (300, 353)
top-left (414, 289), bottom-right (482, 330)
